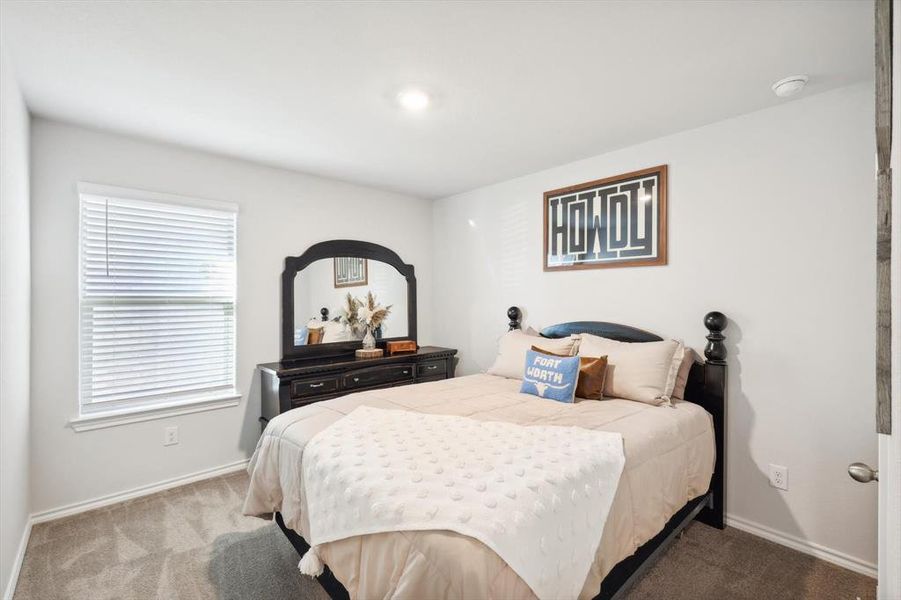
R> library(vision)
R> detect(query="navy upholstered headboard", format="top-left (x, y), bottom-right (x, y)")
top-left (539, 321), bottom-right (662, 343)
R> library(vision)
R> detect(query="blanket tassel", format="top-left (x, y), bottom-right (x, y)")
top-left (298, 545), bottom-right (324, 577)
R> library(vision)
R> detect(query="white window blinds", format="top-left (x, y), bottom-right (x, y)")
top-left (79, 189), bottom-right (237, 413)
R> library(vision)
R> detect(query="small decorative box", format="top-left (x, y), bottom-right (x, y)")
top-left (386, 340), bottom-right (417, 355)
top-left (355, 348), bottom-right (384, 359)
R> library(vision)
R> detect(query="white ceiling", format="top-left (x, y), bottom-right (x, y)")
top-left (0, 1), bottom-right (872, 199)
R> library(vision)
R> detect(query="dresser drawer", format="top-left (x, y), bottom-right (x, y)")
top-left (291, 376), bottom-right (338, 398)
top-left (344, 364), bottom-right (414, 390)
top-left (291, 392), bottom-right (342, 409)
top-left (417, 360), bottom-right (446, 378)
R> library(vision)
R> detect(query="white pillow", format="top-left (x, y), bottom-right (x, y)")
top-left (577, 333), bottom-right (684, 406)
top-left (487, 330), bottom-right (577, 380)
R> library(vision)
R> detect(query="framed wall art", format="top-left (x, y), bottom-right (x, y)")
top-left (543, 165), bottom-right (667, 270)
top-left (334, 256), bottom-right (368, 288)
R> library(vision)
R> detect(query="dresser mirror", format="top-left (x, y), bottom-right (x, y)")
top-left (293, 258), bottom-right (409, 342)
top-left (282, 240), bottom-right (417, 360)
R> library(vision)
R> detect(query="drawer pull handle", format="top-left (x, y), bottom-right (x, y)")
top-left (403, 370), bottom-right (409, 375)
top-left (427, 365), bottom-right (437, 370)
top-left (353, 377), bottom-right (360, 382)
top-left (309, 383), bottom-right (324, 388)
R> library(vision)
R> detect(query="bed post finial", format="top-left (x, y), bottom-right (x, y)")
top-left (507, 306), bottom-right (522, 331)
top-left (698, 311), bottom-right (727, 531)
top-left (321, 307), bottom-right (329, 322)
top-left (703, 311), bottom-right (727, 363)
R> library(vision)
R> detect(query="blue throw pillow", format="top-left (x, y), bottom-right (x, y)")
top-left (520, 349), bottom-right (580, 403)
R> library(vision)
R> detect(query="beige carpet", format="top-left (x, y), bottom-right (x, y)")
top-left (14, 471), bottom-right (875, 600)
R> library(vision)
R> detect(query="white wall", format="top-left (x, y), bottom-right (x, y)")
top-left (29, 119), bottom-right (432, 514)
top-left (0, 46), bottom-right (31, 596)
top-left (432, 83), bottom-right (878, 567)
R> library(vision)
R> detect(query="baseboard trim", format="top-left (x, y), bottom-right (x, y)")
top-left (3, 519), bottom-right (32, 600)
top-left (31, 458), bottom-right (250, 524)
top-left (726, 514), bottom-right (877, 578)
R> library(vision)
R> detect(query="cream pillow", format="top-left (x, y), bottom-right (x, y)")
top-left (487, 330), bottom-right (577, 380)
top-left (577, 333), bottom-right (683, 406)
top-left (671, 348), bottom-right (699, 401)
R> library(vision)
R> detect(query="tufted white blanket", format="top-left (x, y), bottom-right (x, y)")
top-left (300, 406), bottom-right (626, 600)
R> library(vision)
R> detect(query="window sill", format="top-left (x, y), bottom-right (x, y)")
top-left (69, 392), bottom-right (241, 432)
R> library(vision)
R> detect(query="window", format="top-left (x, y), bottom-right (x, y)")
top-left (76, 184), bottom-right (238, 426)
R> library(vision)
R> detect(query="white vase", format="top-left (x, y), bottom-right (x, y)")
top-left (362, 326), bottom-right (376, 350)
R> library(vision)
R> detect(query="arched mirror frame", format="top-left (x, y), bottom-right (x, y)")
top-left (281, 240), bottom-right (417, 360)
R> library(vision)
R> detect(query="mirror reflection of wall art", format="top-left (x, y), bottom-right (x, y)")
top-left (334, 257), bottom-right (368, 288)
top-left (543, 165), bottom-right (667, 271)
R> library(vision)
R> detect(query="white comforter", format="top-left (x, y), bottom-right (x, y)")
top-left (300, 406), bottom-right (626, 599)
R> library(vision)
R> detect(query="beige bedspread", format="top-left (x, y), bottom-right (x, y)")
top-left (244, 374), bottom-right (715, 599)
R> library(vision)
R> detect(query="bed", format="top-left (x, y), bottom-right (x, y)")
top-left (244, 309), bottom-right (727, 599)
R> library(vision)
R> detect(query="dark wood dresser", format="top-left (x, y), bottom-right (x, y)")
top-left (258, 346), bottom-right (457, 423)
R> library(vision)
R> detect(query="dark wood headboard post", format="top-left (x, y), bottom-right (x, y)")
top-left (507, 306), bottom-right (522, 331)
top-left (696, 311), bottom-right (727, 530)
top-left (320, 307), bottom-right (329, 322)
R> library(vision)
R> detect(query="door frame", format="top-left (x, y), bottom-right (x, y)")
top-left (876, 1), bottom-right (899, 598)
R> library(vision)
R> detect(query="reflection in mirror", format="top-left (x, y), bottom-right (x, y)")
top-left (293, 257), bottom-right (408, 345)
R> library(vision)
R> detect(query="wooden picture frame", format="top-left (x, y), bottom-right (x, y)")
top-left (333, 257), bottom-right (368, 288)
top-left (543, 165), bottom-right (667, 271)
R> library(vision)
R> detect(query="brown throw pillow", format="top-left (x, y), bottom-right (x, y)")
top-left (306, 327), bottom-right (324, 345)
top-left (532, 345), bottom-right (607, 400)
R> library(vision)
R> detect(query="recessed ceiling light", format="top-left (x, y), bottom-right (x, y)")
top-left (397, 88), bottom-right (430, 111)
top-left (771, 75), bottom-right (809, 98)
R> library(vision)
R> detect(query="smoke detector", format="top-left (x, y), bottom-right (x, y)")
top-left (771, 75), bottom-right (809, 98)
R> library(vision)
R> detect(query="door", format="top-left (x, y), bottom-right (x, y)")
top-left (880, 2), bottom-right (899, 598)
top-left (857, 3), bottom-right (901, 598)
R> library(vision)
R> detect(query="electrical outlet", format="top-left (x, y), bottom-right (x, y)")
top-left (163, 426), bottom-right (179, 446)
top-left (768, 464), bottom-right (788, 490)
